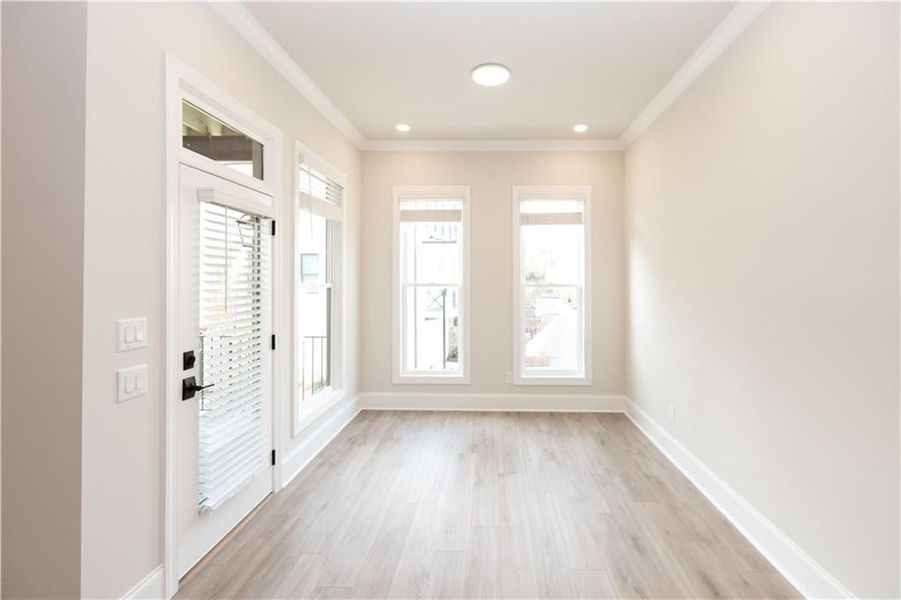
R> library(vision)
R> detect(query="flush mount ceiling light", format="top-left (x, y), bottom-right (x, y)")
top-left (395, 123), bottom-right (411, 132)
top-left (471, 63), bottom-right (511, 87)
top-left (573, 123), bottom-right (589, 133)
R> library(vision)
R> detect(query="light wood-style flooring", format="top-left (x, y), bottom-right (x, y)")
top-left (177, 411), bottom-right (799, 599)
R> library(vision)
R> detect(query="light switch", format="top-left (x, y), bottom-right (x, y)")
top-left (117, 364), bottom-right (148, 403)
top-left (118, 317), bottom-right (148, 352)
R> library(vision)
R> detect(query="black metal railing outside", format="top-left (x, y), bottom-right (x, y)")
top-left (301, 335), bottom-right (329, 401)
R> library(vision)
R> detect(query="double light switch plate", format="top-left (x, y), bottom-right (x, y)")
top-left (117, 364), bottom-right (148, 403)
top-left (118, 317), bottom-right (148, 351)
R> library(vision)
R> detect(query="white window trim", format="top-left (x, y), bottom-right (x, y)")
top-left (392, 185), bottom-right (472, 385)
top-left (511, 185), bottom-right (593, 386)
top-left (294, 140), bottom-right (348, 434)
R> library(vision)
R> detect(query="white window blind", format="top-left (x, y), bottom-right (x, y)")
top-left (197, 201), bottom-right (270, 511)
top-left (299, 162), bottom-right (343, 221)
top-left (519, 198), bottom-right (584, 225)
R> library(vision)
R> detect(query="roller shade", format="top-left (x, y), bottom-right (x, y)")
top-left (399, 199), bottom-right (463, 223)
top-left (519, 198), bottom-right (583, 225)
top-left (197, 201), bottom-right (270, 511)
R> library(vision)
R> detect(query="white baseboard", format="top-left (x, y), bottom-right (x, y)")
top-left (624, 399), bottom-right (853, 600)
top-left (281, 394), bottom-right (360, 488)
top-left (122, 564), bottom-right (164, 600)
top-left (359, 391), bottom-right (626, 412)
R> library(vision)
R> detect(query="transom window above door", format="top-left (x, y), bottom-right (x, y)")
top-left (182, 99), bottom-right (265, 181)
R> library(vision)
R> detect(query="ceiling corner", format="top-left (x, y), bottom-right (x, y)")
top-left (620, 1), bottom-right (770, 147)
top-left (211, 1), bottom-right (366, 149)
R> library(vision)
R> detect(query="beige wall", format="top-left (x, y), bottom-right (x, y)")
top-left (624, 3), bottom-right (899, 597)
top-left (81, 3), bottom-right (361, 597)
top-left (361, 152), bottom-right (624, 396)
top-left (1, 3), bottom-right (87, 597)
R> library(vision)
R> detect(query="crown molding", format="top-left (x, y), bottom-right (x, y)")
top-left (620, 1), bottom-right (770, 147)
top-left (362, 138), bottom-right (625, 152)
top-left (215, 1), bottom-right (768, 153)
top-left (210, 2), bottom-right (366, 149)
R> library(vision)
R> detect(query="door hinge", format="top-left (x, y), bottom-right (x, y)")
top-left (271, 220), bottom-right (276, 236)
top-left (271, 334), bottom-right (276, 350)
top-left (271, 449), bottom-right (276, 466)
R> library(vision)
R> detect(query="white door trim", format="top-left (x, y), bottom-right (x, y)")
top-left (164, 54), bottom-right (284, 599)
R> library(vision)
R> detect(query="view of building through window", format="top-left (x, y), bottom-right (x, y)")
top-left (402, 222), bottom-right (461, 372)
top-left (398, 198), bottom-right (465, 376)
top-left (298, 209), bottom-right (331, 401)
top-left (518, 196), bottom-right (586, 378)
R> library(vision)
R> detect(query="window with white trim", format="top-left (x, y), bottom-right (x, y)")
top-left (512, 186), bottom-right (591, 384)
top-left (296, 155), bottom-right (344, 424)
top-left (394, 186), bottom-right (471, 383)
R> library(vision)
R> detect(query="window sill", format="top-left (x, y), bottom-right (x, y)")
top-left (294, 387), bottom-right (346, 435)
top-left (393, 374), bottom-right (470, 385)
top-left (513, 374), bottom-right (592, 386)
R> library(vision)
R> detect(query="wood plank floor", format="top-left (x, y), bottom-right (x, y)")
top-left (176, 411), bottom-right (799, 599)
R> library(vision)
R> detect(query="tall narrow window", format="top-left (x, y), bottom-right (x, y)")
top-left (296, 157), bottom-right (344, 425)
top-left (394, 186), bottom-right (471, 383)
top-left (513, 186), bottom-right (592, 384)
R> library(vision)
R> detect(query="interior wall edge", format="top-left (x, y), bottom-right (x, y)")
top-left (622, 3), bottom-right (898, 596)
top-left (619, 0), bottom-right (770, 146)
top-left (2, 2), bottom-right (87, 597)
top-left (624, 398), bottom-right (853, 600)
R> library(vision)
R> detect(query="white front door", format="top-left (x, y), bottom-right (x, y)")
top-left (177, 164), bottom-right (275, 578)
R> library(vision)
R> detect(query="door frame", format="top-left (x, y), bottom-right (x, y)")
top-left (164, 54), bottom-right (284, 598)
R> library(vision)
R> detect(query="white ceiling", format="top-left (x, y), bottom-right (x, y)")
top-left (246, 2), bottom-right (736, 141)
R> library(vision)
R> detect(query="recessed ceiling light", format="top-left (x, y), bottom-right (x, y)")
top-left (573, 123), bottom-right (589, 133)
top-left (395, 123), bottom-right (411, 133)
top-left (472, 63), bottom-right (511, 87)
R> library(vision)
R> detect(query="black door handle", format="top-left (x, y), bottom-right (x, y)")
top-left (182, 376), bottom-right (215, 401)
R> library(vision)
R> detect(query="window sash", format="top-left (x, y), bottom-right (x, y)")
top-left (296, 210), bottom-right (341, 407)
top-left (401, 283), bottom-right (462, 375)
top-left (398, 223), bottom-right (464, 375)
top-left (399, 221), bottom-right (463, 287)
top-left (519, 283), bottom-right (584, 376)
top-left (299, 287), bottom-right (331, 401)
top-left (513, 187), bottom-right (590, 383)
top-left (394, 188), bottom-right (469, 382)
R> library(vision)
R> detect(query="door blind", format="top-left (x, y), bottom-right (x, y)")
top-left (197, 201), bottom-right (270, 511)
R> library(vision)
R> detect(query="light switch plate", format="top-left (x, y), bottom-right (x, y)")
top-left (118, 317), bottom-right (148, 352)
top-left (117, 364), bottom-right (148, 403)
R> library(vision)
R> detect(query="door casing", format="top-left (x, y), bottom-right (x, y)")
top-left (164, 54), bottom-right (285, 598)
